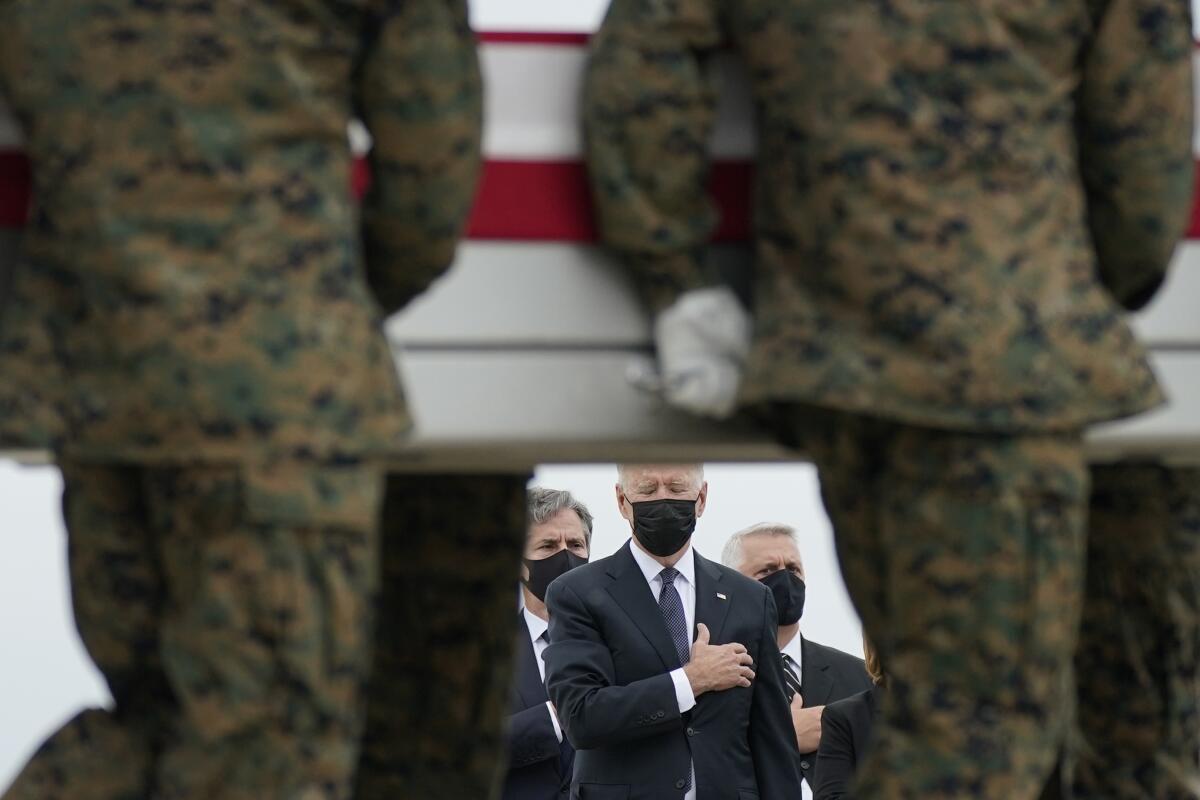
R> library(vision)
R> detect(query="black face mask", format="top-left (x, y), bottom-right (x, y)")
top-left (523, 548), bottom-right (588, 602)
top-left (761, 569), bottom-right (806, 626)
top-left (629, 498), bottom-right (697, 557)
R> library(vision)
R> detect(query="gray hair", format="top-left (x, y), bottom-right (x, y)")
top-left (527, 486), bottom-right (594, 544)
top-left (721, 522), bottom-right (801, 569)
top-left (615, 463), bottom-right (705, 492)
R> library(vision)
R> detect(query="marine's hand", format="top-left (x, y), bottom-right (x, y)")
top-left (683, 622), bottom-right (755, 695)
top-left (650, 287), bottom-right (751, 418)
top-left (790, 693), bottom-right (824, 753)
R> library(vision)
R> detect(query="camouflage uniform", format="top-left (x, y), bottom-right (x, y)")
top-left (0, 0), bottom-right (483, 797)
top-left (355, 474), bottom-right (530, 800)
top-left (786, 410), bottom-right (1091, 798)
top-left (9, 460), bottom-right (384, 800)
top-left (583, 0), bottom-right (1193, 796)
top-left (1054, 463), bottom-right (1200, 800)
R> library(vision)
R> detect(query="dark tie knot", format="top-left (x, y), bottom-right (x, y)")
top-left (659, 567), bottom-right (680, 586)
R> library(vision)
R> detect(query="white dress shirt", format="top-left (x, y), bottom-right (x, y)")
top-left (779, 629), bottom-right (811, 800)
top-left (629, 539), bottom-right (697, 800)
top-left (522, 606), bottom-right (563, 743)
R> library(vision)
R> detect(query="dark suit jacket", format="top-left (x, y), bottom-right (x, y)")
top-left (813, 685), bottom-right (884, 800)
top-left (543, 540), bottom-right (803, 800)
top-left (503, 618), bottom-right (575, 800)
top-left (795, 638), bottom-right (872, 786)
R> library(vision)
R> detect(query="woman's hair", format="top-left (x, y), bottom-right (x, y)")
top-left (863, 634), bottom-right (887, 687)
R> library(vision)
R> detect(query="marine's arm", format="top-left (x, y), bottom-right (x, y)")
top-left (1078, 0), bottom-right (1194, 310)
top-left (354, 0), bottom-right (483, 315)
top-left (584, 0), bottom-right (755, 417)
top-left (582, 0), bottom-right (724, 312)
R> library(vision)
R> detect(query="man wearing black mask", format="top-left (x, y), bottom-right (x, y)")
top-left (724, 523), bottom-right (871, 796)
top-left (543, 464), bottom-right (803, 799)
top-left (503, 487), bottom-right (594, 800)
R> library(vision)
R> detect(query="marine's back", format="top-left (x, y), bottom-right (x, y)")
top-left (585, 0), bottom-right (1193, 431)
top-left (0, 0), bottom-right (482, 460)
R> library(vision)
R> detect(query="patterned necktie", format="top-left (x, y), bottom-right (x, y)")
top-left (658, 567), bottom-right (693, 792)
top-left (658, 567), bottom-right (691, 667)
top-left (781, 652), bottom-right (803, 703)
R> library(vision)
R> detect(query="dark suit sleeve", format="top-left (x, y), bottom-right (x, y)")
top-left (506, 703), bottom-right (561, 768)
top-left (582, 0), bottom-right (724, 312)
top-left (354, 0), bottom-right (483, 314)
top-left (748, 588), bottom-right (805, 795)
top-left (812, 704), bottom-right (855, 800)
top-left (1077, 0), bottom-right (1193, 311)
top-left (544, 579), bottom-right (683, 750)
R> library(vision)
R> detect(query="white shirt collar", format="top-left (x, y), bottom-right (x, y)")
top-left (629, 537), bottom-right (696, 589)
top-left (522, 606), bottom-right (549, 643)
top-left (780, 627), bottom-right (804, 673)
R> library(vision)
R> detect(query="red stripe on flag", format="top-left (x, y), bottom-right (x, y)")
top-left (468, 160), bottom-right (595, 240)
top-left (0, 151), bottom-right (31, 228)
top-left (351, 156), bottom-right (371, 199)
top-left (478, 31), bottom-right (590, 46)
top-left (709, 162), bottom-right (754, 242)
top-left (1189, 166), bottom-right (1200, 239)
top-left (5, 149), bottom-right (1198, 245)
top-left (465, 160), bottom-right (752, 242)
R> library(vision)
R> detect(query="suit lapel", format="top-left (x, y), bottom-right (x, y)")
top-left (515, 616), bottom-right (549, 709)
top-left (800, 636), bottom-right (835, 705)
top-left (692, 552), bottom-right (730, 643)
top-left (605, 541), bottom-right (684, 671)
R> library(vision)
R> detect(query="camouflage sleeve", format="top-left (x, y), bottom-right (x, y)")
top-left (1078, 0), bottom-right (1195, 311)
top-left (354, 0), bottom-right (483, 316)
top-left (582, 0), bottom-right (724, 312)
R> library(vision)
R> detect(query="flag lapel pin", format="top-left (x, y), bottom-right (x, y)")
top-left (716, 592), bottom-right (727, 600)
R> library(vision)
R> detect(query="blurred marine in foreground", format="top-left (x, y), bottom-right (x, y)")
top-left (0, 1), bottom-right (482, 797)
top-left (583, 0), bottom-right (1195, 797)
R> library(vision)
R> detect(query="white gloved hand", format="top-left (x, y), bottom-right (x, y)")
top-left (640, 287), bottom-right (752, 419)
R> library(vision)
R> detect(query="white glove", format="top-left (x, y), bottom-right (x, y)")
top-left (631, 287), bottom-right (752, 419)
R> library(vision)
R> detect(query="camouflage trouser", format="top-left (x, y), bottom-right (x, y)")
top-left (353, 473), bottom-right (530, 800)
top-left (3, 459), bottom-right (383, 800)
top-left (772, 408), bottom-right (1090, 799)
top-left (1043, 462), bottom-right (1200, 800)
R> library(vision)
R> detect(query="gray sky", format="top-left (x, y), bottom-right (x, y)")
top-left (0, 463), bottom-right (110, 790)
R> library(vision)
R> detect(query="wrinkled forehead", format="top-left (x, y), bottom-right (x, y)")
top-left (741, 532), bottom-right (803, 566)
top-left (619, 464), bottom-right (702, 492)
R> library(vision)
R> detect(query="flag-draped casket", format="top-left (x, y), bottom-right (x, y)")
top-left (1, 33), bottom-right (1197, 466)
